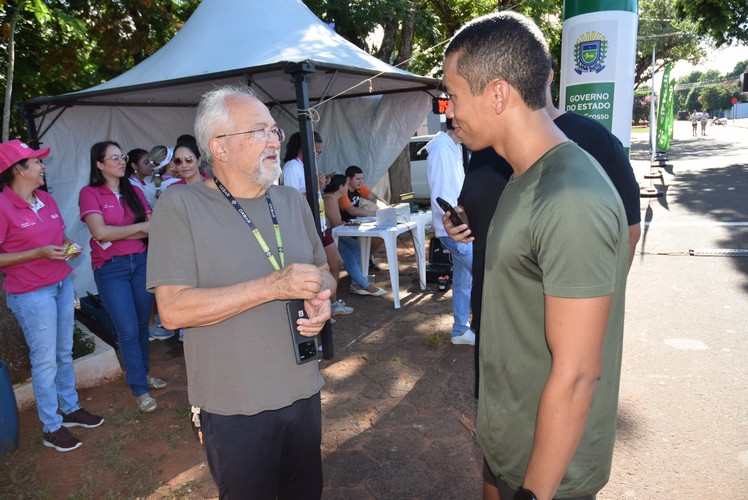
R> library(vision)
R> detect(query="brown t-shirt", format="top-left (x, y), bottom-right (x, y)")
top-left (146, 182), bottom-right (326, 416)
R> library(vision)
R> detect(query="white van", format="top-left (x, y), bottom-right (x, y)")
top-left (409, 134), bottom-right (434, 200)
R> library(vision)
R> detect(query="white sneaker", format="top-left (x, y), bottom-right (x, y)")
top-left (331, 299), bottom-right (354, 317)
top-left (451, 330), bottom-right (475, 346)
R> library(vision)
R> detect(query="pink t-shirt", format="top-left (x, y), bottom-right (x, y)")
top-left (79, 184), bottom-right (151, 269)
top-left (0, 188), bottom-right (72, 294)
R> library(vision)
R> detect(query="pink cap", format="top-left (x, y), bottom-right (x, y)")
top-left (0, 140), bottom-right (51, 173)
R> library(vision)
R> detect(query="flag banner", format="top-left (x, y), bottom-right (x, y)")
top-left (656, 64), bottom-right (673, 150)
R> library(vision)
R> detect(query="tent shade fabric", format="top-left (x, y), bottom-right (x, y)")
top-left (25, 0), bottom-right (439, 297)
top-left (27, 0), bottom-right (438, 108)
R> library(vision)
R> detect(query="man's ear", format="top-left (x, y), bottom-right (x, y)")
top-left (488, 79), bottom-right (510, 115)
top-left (209, 138), bottom-right (228, 162)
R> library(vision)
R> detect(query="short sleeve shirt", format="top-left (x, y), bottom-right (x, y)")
top-left (339, 183), bottom-right (373, 221)
top-left (555, 112), bottom-right (641, 227)
top-left (79, 185), bottom-right (151, 269)
top-left (146, 182), bottom-right (326, 416)
top-left (0, 189), bottom-right (71, 294)
top-left (478, 142), bottom-right (629, 496)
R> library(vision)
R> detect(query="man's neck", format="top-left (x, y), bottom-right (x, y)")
top-left (210, 166), bottom-right (267, 198)
top-left (494, 107), bottom-right (567, 177)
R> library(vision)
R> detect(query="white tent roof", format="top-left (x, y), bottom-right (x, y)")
top-left (28, 0), bottom-right (438, 108)
top-left (25, 0), bottom-right (439, 298)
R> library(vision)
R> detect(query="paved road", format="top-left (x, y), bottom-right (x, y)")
top-left (601, 119), bottom-right (748, 497)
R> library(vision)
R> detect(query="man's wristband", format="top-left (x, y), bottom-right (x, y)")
top-left (513, 486), bottom-right (538, 500)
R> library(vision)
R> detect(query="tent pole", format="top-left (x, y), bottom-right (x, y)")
top-left (285, 62), bottom-right (334, 361)
top-left (285, 62), bottom-right (321, 234)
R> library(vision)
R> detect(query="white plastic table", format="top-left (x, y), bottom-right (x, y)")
top-left (332, 211), bottom-right (431, 309)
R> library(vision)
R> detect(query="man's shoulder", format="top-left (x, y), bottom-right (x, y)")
top-left (556, 111), bottom-right (608, 137)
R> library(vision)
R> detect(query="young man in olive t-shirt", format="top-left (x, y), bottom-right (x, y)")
top-left (443, 12), bottom-right (628, 500)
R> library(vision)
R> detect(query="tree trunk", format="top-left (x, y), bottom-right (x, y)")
top-left (394, 4), bottom-right (417, 67)
top-left (2, 6), bottom-right (23, 143)
top-left (375, 15), bottom-right (399, 63)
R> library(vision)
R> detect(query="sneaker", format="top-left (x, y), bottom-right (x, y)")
top-left (349, 285), bottom-right (386, 297)
top-left (43, 427), bottom-right (82, 452)
top-left (331, 299), bottom-right (354, 317)
top-left (147, 376), bottom-right (168, 390)
top-left (149, 325), bottom-right (175, 341)
top-left (368, 259), bottom-right (381, 272)
top-left (451, 330), bottom-right (476, 346)
top-left (62, 408), bottom-right (104, 428)
top-left (137, 393), bottom-right (157, 413)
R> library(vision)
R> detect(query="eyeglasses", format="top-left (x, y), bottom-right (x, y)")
top-left (173, 156), bottom-right (195, 167)
top-left (105, 154), bottom-right (128, 163)
top-left (215, 127), bottom-right (285, 142)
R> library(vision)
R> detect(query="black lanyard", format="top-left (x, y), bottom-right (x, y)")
top-left (214, 178), bottom-right (284, 271)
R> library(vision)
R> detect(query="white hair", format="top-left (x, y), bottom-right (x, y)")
top-left (194, 85), bottom-right (260, 166)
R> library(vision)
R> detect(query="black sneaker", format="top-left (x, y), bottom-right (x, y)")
top-left (43, 427), bottom-right (82, 452)
top-left (368, 259), bottom-right (381, 272)
top-left (62, 408), bottom-right (104, 428)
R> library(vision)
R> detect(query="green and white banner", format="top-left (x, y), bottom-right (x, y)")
top-left (656, 64), bottom-right (675, 150)
top-left (560, 0), bottom-right (638, 149)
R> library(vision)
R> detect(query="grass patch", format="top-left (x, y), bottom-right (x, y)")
top-left (175, 403), bottom-right (192, 419)
top-left (0, 454), bottom-right (52, 499)
top-left (67, 473), bottom-right (97, 500)
top-left (71, 323), bottom-right (96, 359)
top-left (110, 408), bottom-right (142, 426)
top-left (167, 424), bottom-right (185, 449)
top-left (425, 332), bottom-right (444, 347)
top-left (161, 480), bottom-right (196, 499)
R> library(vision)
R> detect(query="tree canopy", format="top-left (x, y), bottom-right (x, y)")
top-left (673, 0), bottom-right (748, 48)
top-left (0, 0), bottom-right (199, 138)
top-left (0, 0), bottom-right (740, 138)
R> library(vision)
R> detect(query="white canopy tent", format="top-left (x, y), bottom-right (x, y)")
top-left (24, 0), bottom-right (440, 297)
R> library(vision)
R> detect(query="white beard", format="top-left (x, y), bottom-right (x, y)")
top-left (250, 150), bottom-right (281, 190)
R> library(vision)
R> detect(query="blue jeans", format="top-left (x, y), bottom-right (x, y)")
top-left (7, 276), bottom-right (79, 433)
top-left (439, 237), bottom-right (473, 336)
top-left (94, 252), bottom-right (152, 397)
top-left (337, 236), bottom-right (371, 289)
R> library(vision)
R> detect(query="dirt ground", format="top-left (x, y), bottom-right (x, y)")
top-left (1, 241), bottom-right (484, 499)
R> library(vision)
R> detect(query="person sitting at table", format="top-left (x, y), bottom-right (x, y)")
top-left (324, 175), bottom-right (385, 296)
top-left (339, 165), bottom-right (386, 272)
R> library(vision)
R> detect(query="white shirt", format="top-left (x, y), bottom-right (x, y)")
top-left (425, 131), bottom-right (464, 238)
top-left (281, 157), bottom-right (326, 232)
top-left (282, 158), bottom-right (305, 193)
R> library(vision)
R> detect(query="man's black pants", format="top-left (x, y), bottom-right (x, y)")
top-left (201, 392), bottom-right (323, 500)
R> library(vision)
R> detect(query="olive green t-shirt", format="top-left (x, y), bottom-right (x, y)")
top-left (478, 142), bottom-right (629, 496)
top-left (146, 182), bottom-right (326, 416)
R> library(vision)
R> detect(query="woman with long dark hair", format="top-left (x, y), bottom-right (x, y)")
top-left (79, 141), bottom-right (167, 413)
top-left (0, 139), bottom-right (103, 452)
top-left (125, 148), bottom-right (151, 192)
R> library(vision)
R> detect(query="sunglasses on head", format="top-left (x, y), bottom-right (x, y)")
top-left (173, 156), bottom-right (195, 167)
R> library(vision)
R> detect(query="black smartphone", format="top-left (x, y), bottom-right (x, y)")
top-left (285, 299), bottom-right (319, 364)
top-left (435, 196), bottom-right (465, 227)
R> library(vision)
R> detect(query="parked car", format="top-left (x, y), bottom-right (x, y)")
top-left (409, 134), bottom-right (434, 200)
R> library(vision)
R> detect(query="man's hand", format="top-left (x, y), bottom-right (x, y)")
top-left (442, 205), bottom-right (474, 243)
top-left (273, 263), bottom-right (325, 300)
top-left (297, 288), bottom-right (333, 336)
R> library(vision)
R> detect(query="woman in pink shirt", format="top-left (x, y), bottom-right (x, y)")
top-left (79, 141), bottom-right (166, 413)
top-left (0, 140), bottom-right (103, 452)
